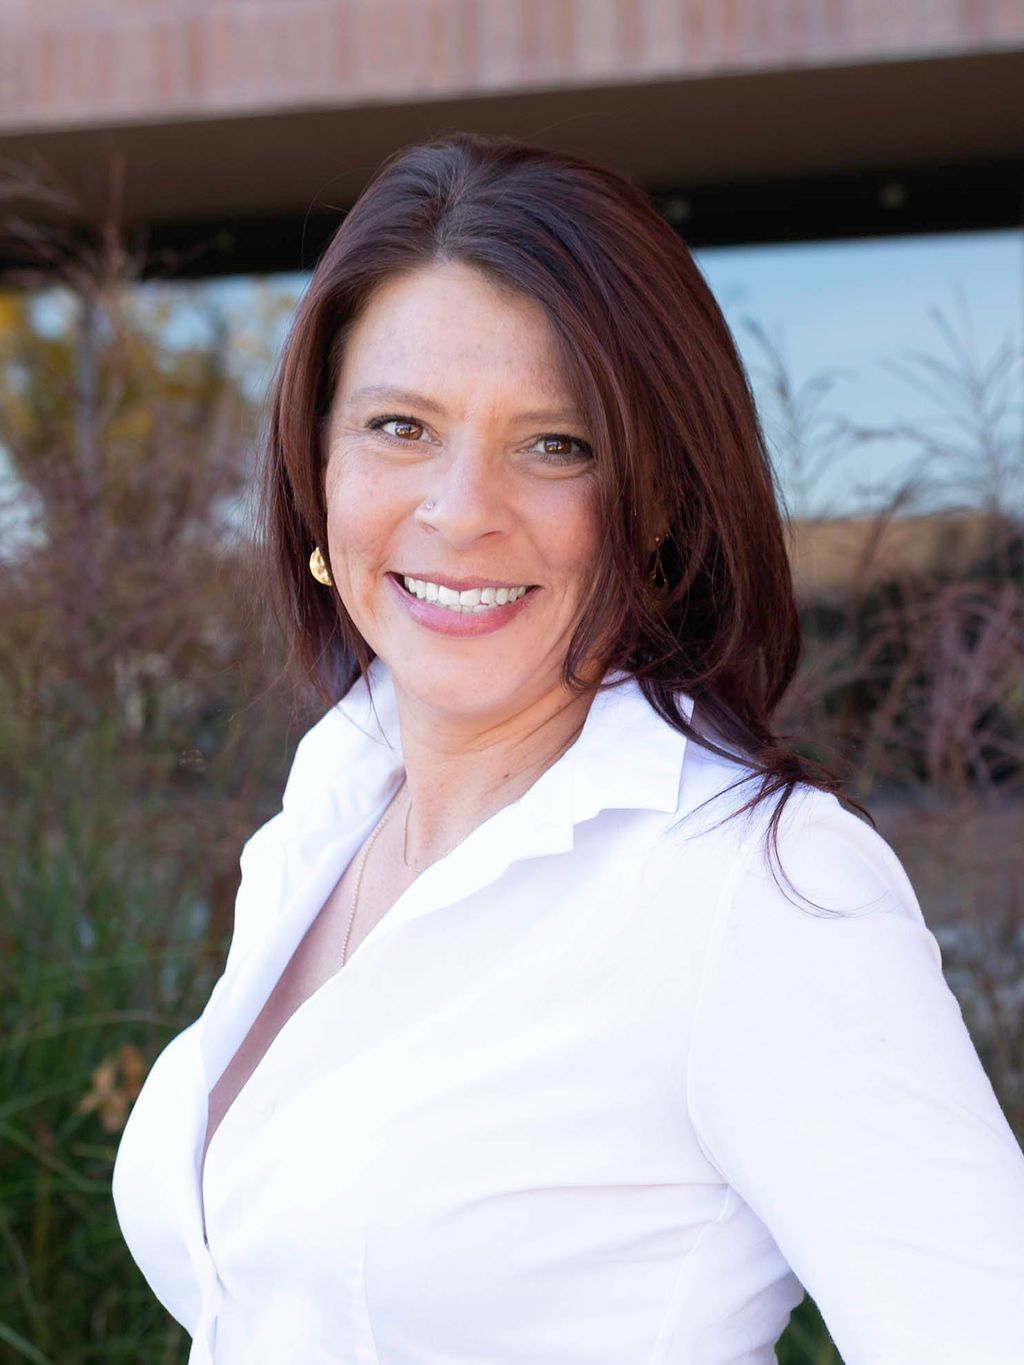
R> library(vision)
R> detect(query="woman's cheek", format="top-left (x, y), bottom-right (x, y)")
top-left (539, 485), bottom-right (601, 577)
top-left (326, 458), bottom-right (393, 560)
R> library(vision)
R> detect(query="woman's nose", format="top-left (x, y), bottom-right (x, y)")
top-left (416, 443), bottom-right (511, 547)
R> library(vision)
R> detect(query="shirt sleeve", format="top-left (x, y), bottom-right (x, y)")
top-left (686, 792), bottom-right (1024, 1364)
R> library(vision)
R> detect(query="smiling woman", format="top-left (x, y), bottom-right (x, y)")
top-left (112, 132), bottom-right (1024, 1365)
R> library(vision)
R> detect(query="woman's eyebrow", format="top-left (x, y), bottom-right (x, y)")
top-left (345, 384), bottom-right (584, 425)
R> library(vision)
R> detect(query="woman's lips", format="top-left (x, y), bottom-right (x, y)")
top-left (386, 572), bottom-right (538, 638)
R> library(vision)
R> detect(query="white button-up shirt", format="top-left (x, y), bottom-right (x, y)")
top-left (112, 659), bottom-right (1024, 1364)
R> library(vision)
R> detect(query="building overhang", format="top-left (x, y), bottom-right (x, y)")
top-left (2, 44), bottom-right (1022, 276)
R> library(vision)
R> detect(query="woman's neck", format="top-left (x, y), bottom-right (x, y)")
top-left (390, 679), bottom-right (596, 870)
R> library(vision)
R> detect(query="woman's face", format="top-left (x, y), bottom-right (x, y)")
top-left (324, 259), bottom-right (603, 726)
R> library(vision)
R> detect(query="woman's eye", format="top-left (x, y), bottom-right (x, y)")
top-left (367, 414), bottom-right (427, 443)
top-left (366, 415), bottom-right (590, 462)
top-left (533, 433), bottom-right (593, 461)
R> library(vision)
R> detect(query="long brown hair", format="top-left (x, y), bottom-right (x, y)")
top-left (257, 129), bottom-right (865, 870)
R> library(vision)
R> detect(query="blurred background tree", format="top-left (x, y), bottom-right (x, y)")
top-left (0, 169), bottom-right (298, 1362)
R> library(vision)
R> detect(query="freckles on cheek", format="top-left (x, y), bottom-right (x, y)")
top-left (326, 453), bottom-right (380, 533)
top-left (541, 488), bottom-right (601, 567)
top-left (326, 462), bottom-right (404, 594)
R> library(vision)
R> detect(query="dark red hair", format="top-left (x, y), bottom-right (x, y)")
top-left (257, 129), bottom-right (862, 868)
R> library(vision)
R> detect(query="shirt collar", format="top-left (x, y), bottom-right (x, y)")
top-left (282, 656), bottom-right (691, 845)
top-left (568, 668), bottom-right (692, 822)
top-left (213, 661), bottom-right (695, 1061)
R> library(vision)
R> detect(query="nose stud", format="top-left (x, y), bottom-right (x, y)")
top-left (423, 498), bottom-right (436, 512)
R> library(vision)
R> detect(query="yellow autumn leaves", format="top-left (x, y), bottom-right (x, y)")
top-left (75, 1041), bottom-right (148, 1133)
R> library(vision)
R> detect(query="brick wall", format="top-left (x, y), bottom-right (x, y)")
top-left (1, 0), bottom-right (1022, 135)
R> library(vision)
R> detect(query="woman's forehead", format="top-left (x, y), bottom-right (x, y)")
top-left (333, 266), bottom-right (580, 414)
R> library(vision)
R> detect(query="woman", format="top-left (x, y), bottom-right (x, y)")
top-left (112, 132), bottom-right (1024, 1363)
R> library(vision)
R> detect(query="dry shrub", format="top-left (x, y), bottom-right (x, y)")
top-left (751, 308), bottom-right (1024, 1144)
top-left (0, 161), bottom-right (295, 1361)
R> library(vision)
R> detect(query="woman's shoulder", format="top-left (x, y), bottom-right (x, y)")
top-left (740, 782), bottom-right (924, 927)
top-left (221, 713), bottom-right (344, 964)
top-left (222, 808), bottom-right (290, 972)
top-left (223, 681), bottom-right (399, 970)
top-left (665, 724), bottom-right (924, 930)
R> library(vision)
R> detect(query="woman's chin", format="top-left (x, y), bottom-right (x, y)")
top-left (384, 655), bottom-right (560, 730)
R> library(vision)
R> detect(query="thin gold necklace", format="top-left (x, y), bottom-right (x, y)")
top-left (340, 779), bottom-right (407, 967)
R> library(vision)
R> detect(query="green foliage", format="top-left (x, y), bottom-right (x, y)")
top-left (777, 1298), bottom-right (842, 1364)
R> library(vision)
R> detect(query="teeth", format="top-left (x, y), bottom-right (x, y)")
top-left (401, 576), bottom-right (530, 612)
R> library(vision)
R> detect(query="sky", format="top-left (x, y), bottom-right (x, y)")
top-left (694, 228), bottom-right (1024, 517)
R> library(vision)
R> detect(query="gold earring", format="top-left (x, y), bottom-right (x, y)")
top-left (309, 546), bottom-right (333, 586)
top-left (649, 535), bottom-right (669, 594)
